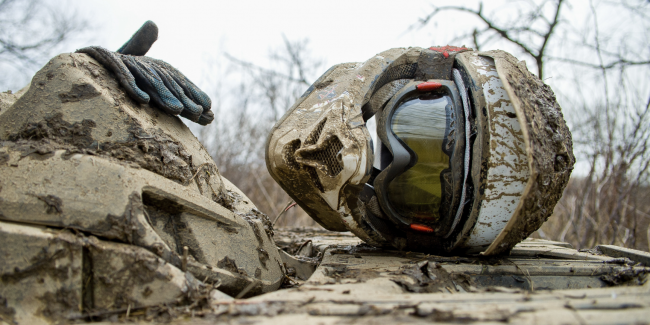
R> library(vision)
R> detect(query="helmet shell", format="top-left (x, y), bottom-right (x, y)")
top-left (464, 50), bottom-right (575, 255)
top-left (266, 47), bottom-right (574, 255)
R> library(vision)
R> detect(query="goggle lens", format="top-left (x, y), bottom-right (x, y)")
top-left (387, 95), bottom-right (452, 221)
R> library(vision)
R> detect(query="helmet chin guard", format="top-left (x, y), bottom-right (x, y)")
top-left (266, 47), bottom-right (574, 255)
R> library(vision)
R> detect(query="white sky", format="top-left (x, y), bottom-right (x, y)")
top-left (72, 0), bottom-right (485, 85)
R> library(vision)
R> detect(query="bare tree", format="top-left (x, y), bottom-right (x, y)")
top-left (0, 0), bottom-right (88, 90)
top-left (541, 1), bottom-right (650, 250)
top-left (417, 0), bottom-right (650, 250)
top-left (417, 0), bottom-right (649, 79)
top-left (197, 37), bottom-right (323, 228)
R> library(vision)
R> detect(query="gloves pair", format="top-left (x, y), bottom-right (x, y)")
top-left (77, 21), bottom-right (214, 125)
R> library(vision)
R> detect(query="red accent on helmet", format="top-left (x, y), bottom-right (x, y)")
top-left (429, 45), bottom-right (469, 59)
top-left (410, 224), bottom-right (434, 233)
top-left (416, 82), bottom-right (443, 91)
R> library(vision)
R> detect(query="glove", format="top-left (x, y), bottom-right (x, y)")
top-left (76, 21), bottom-right (214, 125)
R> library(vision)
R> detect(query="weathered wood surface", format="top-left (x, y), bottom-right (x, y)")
top-left (113, 229), bottom-right (650, 325)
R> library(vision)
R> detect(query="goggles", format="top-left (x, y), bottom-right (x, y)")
top-left (364, 76), bottom-right (471, 238)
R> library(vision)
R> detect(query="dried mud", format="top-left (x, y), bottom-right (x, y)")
top-left (0, 232), bottom-right (83, 324)
top-left (482, 50), bottom-right (575, 254)
top-left (32, 194), bottom-right (63, 214)
top-left (0, 296), bottom-right (16, 325)
top-left (58, 83), bottom-right (101, 103)
top-left (217, 256), bottom-right (244, 275)
top-left (7, 113), bottom-right (196, 184)
top-left (38, 287), bottom-right (79, 321)
top-left (0, 247), bottom-right (72, 285)
top-left (601, 268), bottom-right (649, 286)
top-left (96, 193), bottom-right (147, 244)
top-left (51, 233), bottom-right (650, 323)
top-left (393, 260), bottom-right (473, 294)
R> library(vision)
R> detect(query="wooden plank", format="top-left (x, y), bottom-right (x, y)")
top-left (598, 245), bottom-right (650, 266)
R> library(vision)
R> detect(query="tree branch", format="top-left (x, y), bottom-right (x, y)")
top-left (416, 1), bottom-right (567, 78)
top-left (547, 56), bottom-right (650, 70)
top-left (224, 53), bottom-right (310, 86)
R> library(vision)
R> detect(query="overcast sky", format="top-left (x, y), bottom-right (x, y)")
top-left (71, 0), bottom-right (495, 86)
top-left (6, 0), bottom-right (637, 101)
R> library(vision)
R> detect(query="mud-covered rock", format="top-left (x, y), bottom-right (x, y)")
top-left (0, 52), bottom-right (285, 323)
top-left (0, 53), bottom-right (207, 186)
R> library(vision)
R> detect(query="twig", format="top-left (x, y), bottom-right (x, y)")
top-left (295, 240), bottom-right (313, 255)
top-left (186, 162), bottom-right (211, 186)
top-left (235, 279), bottom-right (259, 299)
top-left (547, 56), bottom-right (650, 70)
top-left (254, 171), bottom-right (280, 216)
top-left (508, 259), bottom-right (535, 292)
top-left (70, 306), bottom-right (147, 319)
top-left (273, 200), bottom-right (297, 226)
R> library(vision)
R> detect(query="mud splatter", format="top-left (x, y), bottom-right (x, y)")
top-left (10, 113), bottom-right (96, 148)
top-left (244, 208), bottom-right (274, 238)
top-left (96, 193), bottom-right (146, 244)
top-left (480, 50), bottom-right (575, 255)
top-left (37, 287), bottom-right (79, 321)
top-left (239, 215), bottom-right (270, 268)
top-left (98, 128), bottom-right (194, 184)
top-left (1, 248), bottom-right (70, 284)
top-left (392, 260), bottom-right (472, 293)
top-left (217, 256), bottom-right (247, 276)
top-left (58, 83), bottom-right (101, 103)
top-left (33, 194), bottom-right (63, 214)
top-left (8, 114), bottom-right (198, 184)
top-left (601, 268), bottom-right (649, 286)
top-left (0, 296), bottom-right (16, 325)
top-left (0, 152), bottom-right (9, 165)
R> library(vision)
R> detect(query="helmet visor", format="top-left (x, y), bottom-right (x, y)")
top-left (386, 95), bottom-right (452, 221)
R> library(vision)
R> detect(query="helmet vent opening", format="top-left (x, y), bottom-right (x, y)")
top-left (304, 118), bottom-right (327, 146)
top-left (301, 136), bottom-right (344, 177)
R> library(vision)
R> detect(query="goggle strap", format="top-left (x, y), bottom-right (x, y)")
top-left (444, 69), bottom-right (472, 238)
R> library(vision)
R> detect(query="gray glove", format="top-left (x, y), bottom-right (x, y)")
top-left (76, 21), bottom-right (214, 125)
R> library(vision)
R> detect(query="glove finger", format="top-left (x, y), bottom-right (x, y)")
top-left (150, 62), bottom-right (205, 114)
top-left (165, 70), bottom-right (214, 122)
top-left (76, 46), bottom-right (149, 104)
top-left (198, 109), bottom-right (215, 125)
top-left (186, 81), bottom-right (212, 112)
top-left (150, 64), bottom-right (203, 122)
top-left (121, 56), bottom-right (167, 110)
top-left (117, 20), bottom-right (158, 56)
top-left (168, 71), bottom-right (212, 111)
top-left (146, 58), bottom-right (212, 123)
top-left (147, 63), bottom-right (184, 103)
top-left (129, 57), bottom-right (184, 115)
top-left (151, 59), bottom-right (212, 110)
top-left (160, 66), bottom-right (198, 103)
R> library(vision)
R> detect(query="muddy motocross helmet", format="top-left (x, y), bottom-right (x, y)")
top-left (266, 47), bottom-right (574, 255)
